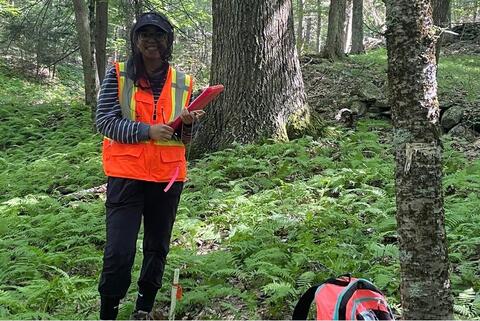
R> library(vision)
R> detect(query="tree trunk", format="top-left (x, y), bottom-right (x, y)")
top-left (95, 0), bottom-right (108, 83)
top-left (305, 17), bottom-right (312, 51)
top-left (194, 0), bottom-right (309, 154)
top-left (134, 0), bottom-right (143, 17)
top-left (72, 0), bottom-right (99, 112)
top-left (121, 0), bottom-right (135, 55)
top-left (351, 0), bottom-right (364, 53)
top-left (323, 0), bottom-right (347, 59)
top-left (474, 0), bottom-right (479, 22)
top-left (433, 0), bottom-right (451, 65)
top-left (385, 0), bottom-right (453, 319)
top-left (344, 0), bottom-right (353, 53)
top-left (296, 0), bottom-right (305, 54)
top-left (316, 0), bottom-right (322, 52)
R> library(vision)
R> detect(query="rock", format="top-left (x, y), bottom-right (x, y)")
top-left (441, 106), bottom-right (464, 131)
top-left (448, 123), bottom-right (478, 141)
top-left (350, 100), bottom-right (368, 116)
top-left (474, 139), bottom-right (480, 148)
top-left (449, 23), bottom-right (480, 41)
top-left (463, 105), bottom-right (480, 133)
top-left (370, 100), bottom-right (390, 111)
top-left (350, 82), bottom-right (383, 102)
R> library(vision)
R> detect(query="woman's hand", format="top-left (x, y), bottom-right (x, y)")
top-left (148, 124), bottom-right (174, 141)
top-left (180, 108), bottom-right (206, 125)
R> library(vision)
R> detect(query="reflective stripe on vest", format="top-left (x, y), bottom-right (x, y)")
top-left (170, 70), bottom-right (192, 123)
top-left (115, 62), bottom-right (137, 120)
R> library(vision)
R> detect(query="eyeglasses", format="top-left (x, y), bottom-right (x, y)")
top-left (138, 31), bottom-right (167, 41)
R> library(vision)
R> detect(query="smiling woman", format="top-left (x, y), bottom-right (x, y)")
top-left (136, 26), bottom-right (168, 60)
top-left (94, 11), bottom-right (204, 320)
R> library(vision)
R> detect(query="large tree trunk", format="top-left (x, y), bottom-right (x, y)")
top-left (385, 0), bottom-right (453, 319)
top-left (72, 0), bottom-right (99, 113)
top-left (194, 0), bottom-right (309, 154)
top-left (296, 0), bottom-right (305, 54)
top-left (351, 0), bottom-right (364, 53)
top-left (323, 0), bottom-right (347, 59)
top-left (433, 0), bottom-right (451, 65)
top-left (315, 0), bottom-right (322, 52)
top-left (95, 0), bottom-right (108, 83)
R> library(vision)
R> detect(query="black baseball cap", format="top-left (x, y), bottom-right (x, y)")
top-left (132, 12), bottom-right (174, 34)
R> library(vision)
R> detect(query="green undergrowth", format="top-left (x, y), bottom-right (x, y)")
top-left (0, 57), bottom-right (479, 319)
top-left (350, 48), bottom-right (480, 103)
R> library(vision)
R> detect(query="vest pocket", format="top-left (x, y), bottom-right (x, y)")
top-left (160, 149), bottom-right (185, 163)
top-left (108, 143), bottom-right (143, 158)
top-left (104, 142), bottom-right (146, 179)
top-left (149, 147), bottom-right (187, 182)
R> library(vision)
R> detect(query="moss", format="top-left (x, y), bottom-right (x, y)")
top-left (287, 106), bottom-right (326, 139)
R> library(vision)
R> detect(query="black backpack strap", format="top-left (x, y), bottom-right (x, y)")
top-left (292, 275), bottom-right (352, 320)
top-left (292, 284), bottom-right (320, 320)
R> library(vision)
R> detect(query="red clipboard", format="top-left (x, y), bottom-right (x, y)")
top-left (170, 85), bottom-right (224, 130)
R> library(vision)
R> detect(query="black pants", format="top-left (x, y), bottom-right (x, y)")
top-left (98, 177), bottom-right (183, 298)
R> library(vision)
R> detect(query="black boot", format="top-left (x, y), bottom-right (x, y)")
top-left (134, 285), bottom-right (158, 314)
top-left (130, 310), bottom-right (154, 320)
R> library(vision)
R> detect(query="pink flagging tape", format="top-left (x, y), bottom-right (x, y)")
top-left (164, 166), bottom-right (180, 192)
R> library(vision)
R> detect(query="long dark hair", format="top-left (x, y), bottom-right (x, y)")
top-left (127, 12), bottom-right (174, 87)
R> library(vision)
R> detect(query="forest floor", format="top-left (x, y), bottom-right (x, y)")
top-left (301, 47), bottom-right (480, 160)
top-left (0, 49), bottom-right (479, 320)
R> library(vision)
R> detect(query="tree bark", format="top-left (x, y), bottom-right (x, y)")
top-left (351, 0), bottom-right (364, 53)
top-left (194, 0), bottom-right (309, 154)
top-left (296, 0), bottom-right (305, 54)
top-left (385, 0), bottom-right (453, 319)
top-left (322, 0), bottom-right (347, 59)
top-left (432, 0), bottom-right (451, 65)
top-left (95, 0), bottom-right (108, 83)
top-left (72, 0), bottom-right (99, 112)
top-left (315, 0), bottom-right (322, 52)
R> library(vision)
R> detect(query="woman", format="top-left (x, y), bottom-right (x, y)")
top-left (95, 12), bottom-right (203, 320)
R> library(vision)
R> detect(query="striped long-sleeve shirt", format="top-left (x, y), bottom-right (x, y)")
top-left (95, 66), bottom-right (193, 144)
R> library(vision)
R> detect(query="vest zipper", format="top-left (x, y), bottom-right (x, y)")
top-left (153, 90), bottom-right (157, 121)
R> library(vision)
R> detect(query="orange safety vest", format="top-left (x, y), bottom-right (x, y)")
top-left (102, 62), bottom-right (193, 183)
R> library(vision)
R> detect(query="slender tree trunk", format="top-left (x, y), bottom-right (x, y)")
top-left (121, 0), bottom-right (135, 55)
top-left (316, 0), bottom-right (322, 52)
top-left (305, 17), bottom-right (312, 51)
top-left (72, 0), bottom-right (99, 112)
top-left (134, 0), bottom-right (143, 17)
top-left (323, 0), bottom-right (347, 59)
top-left (351, 0), bottom-right (364, 53)
top-left (88, 0), bottom-right (96, 73)
top-left (296, 0), bottom-right (305, 53)
top-left (344, 0), bottom-right (353, 53)
top-left (95, 0), bottom-right (108, 83)
top-left (433, 0), bottom-right (451, 65)
top-left (473, 0), bottom-right (479, 21)
top-left (385, 0), bottom-right (453, 319)
top-left (194, 0), bottom-right (309, 154)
